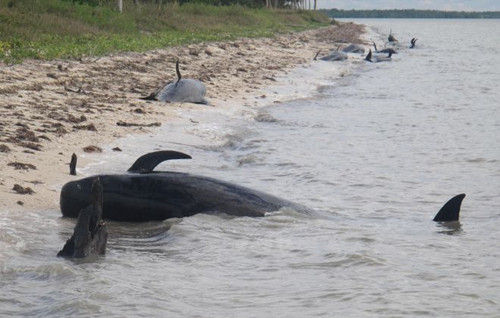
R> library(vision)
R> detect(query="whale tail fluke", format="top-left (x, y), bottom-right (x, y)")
top-left (128, 150), bottom-right (191, 173)
top-left (433, 194), bottom-right (466, 222)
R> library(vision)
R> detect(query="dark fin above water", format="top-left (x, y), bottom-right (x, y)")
top-left (128, 150), bottom-right (191, 173)
top-left (57, 177), bottom-right (107, 258)
top-left (388, 30), bottom-right (397, 42)
top-left (69, 153), bottom-right (77, 176)
top-left (365, 49), bottom-right (372, 62)
top-left (433, 194), bottom-right (466, 222)
top-left (410, 38), bottom-right (417, 48)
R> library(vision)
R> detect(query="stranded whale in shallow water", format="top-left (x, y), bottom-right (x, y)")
top-left (372, 42), bottom-right (397, 55)
top-left (141, 61), bottom-right (208, 104)
top-left (60, 151), bottom-right (309, 222)
top-left (365, 49), bottom-right (393, 63)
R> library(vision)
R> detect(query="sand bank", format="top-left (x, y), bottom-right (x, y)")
top-left (0, 22), bottom-right (365, 211)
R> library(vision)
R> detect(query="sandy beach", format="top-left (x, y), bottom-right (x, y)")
top-left (0, 22), bottom-right (364, 212)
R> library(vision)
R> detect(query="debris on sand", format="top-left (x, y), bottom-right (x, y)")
top-left (7, 162), bottom-right (37, 170)
top-left (116, 120), bottom-right (161, 127)
top-left (73, 123), bottom-right (97, 131)
top-left (83, 145), bottom-right (102, 153)
top-left (0, 144), bottom-right (11, 153)
top-left (13, 184), bottom-right (35, 194)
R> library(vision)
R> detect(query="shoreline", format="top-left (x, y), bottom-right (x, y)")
top-left (0, 22), bottom-right (365, 212)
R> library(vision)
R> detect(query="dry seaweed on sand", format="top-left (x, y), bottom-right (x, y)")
top-left (12, 184), bottom-right (34, 195)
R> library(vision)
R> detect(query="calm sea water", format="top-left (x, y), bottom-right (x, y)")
top-left (1, 19), bottom-right (499, 317)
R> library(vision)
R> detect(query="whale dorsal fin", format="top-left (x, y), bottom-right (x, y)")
top-left (433, 194), bottom-right (466, 222)
top-left (175, 60), bottom-right (182, 87)
top-left (365, 49), bottom-right (372, 62)
top-left (128, 151), bottom-right (191, 173)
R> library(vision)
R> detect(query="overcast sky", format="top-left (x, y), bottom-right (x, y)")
top-left (318, 0), bottom-right (500, 11)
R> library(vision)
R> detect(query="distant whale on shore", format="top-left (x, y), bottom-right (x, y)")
top-left (388, 30), bottom-right (397, 43)
top-left (314, 48), bottom-right (347, 62)
top-left (141, 61), bottom-right (208, 104)
top-left (372, 42), bottom-right (397, 55)
top-left (342, 43), bottom-right (365, 54)
top-left (365, 49), bottom-right (393, 63)
top-left (410, 38), bottom-right (418, 49)
top-left (60, 151), bottom-right (309, 222)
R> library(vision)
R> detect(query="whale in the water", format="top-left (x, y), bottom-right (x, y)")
top-left (433, 194), bottom-right (466, 222)
top-left (141, 61), bottom-right (208, 104)
top-left (60, 151), bottom-right (309, 222)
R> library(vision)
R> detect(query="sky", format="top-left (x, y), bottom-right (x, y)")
top-left (318, 0), bottom-right (500, 11)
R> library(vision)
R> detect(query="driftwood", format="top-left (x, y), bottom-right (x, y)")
top-left (58, 178), bottom-right (108, 258)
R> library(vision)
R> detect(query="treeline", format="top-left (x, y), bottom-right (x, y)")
top-left (64, 0), bottom-right (319, 9)
top-left (322, 9), bottom-right (500, 19)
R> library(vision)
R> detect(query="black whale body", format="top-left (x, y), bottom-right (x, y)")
top-left (60, 151), bottom-right (308, 222)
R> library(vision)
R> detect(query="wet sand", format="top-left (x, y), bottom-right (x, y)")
top-left (0, 22), bottom-right (365, 211)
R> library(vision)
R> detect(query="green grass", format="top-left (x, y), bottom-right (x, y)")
top-left (0, 0), bottom-right (330, 63)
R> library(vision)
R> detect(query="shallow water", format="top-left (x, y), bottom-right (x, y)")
top-left (1, 19), bottom-right (499, 317)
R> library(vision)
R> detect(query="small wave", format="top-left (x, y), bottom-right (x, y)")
top-left (2, 263), bottom-right (76, 281)
top-left (465, 157), bottom-right (490, 163)
top-left (237, 154), bottom-right (260, 166)
top-left (290, 253), bottom-right (385, 269)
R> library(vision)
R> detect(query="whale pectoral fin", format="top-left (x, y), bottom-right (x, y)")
top-left (433, 194), bottom-right (466, 222)
top-left (128, 150), bottom-right (191, 173)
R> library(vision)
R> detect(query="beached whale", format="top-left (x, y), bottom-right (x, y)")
top-left (141, 61), bottom-right (208, 104)
top-left (365, 49), bottom-right (393, 63)
top-left (318, 50), bottom-right (348, 61)
top-left (60, 151), bottom-right (309, 222)
top-left (372, 42), bottom-right (397, 55)
top-left (342, 43), bottom-right (365, 54)
top-left (388, 30), bottom-right (397, 43)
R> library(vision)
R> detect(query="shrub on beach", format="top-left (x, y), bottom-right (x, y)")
top-left (0, 0), bottom-right (329, 63)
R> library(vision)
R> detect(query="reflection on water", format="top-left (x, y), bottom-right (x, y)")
top-left (435, 221), bottom-right (463, 235)
top-left (1, 19), bottom-right (500, 317)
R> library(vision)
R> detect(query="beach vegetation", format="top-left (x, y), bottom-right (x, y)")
top-left (0, 0), bottom-right (329, 63)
